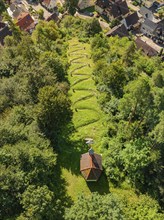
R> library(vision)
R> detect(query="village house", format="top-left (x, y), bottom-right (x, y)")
top-left (106, 23), bottom-right (128, 37)
top-left (46, 11), bottom-right (59, 22)
top-left (135, 36), bottom-right (159, 56)
top-left (80, 148), bottom-right (102, 181)
top-left (139, 5), bottom-right (157, 21)
top-left (140, 18), bottom-right (164, 44)
top-left (16, 12), bottom-right (35, 32)
top-left (95, 0), bottom-right (129, 21)
top-left (7, 2), bottom-right (27, 19)
top-left (121, 12), bottom-right (140, 30)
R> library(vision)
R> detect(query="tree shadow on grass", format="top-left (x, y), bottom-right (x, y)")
top-left (51, 164), bottom-right (73, 219)
top-left (57, 123), bottom-right (110, 196)
top-left (87, 172), bottom-right (110, 194)
top-left (57, 122), bottom-right (89, 176)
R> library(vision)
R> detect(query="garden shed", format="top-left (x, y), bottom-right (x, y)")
top-left (80, 148), bottom-right (102, 181)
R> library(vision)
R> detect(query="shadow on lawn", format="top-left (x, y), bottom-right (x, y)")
top-left (87, 172), bottom-right (110, 194)
top-left (57, 123), bottom-right (89, 176)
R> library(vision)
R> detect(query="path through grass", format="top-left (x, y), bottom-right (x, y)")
top-left (59, 38), bottom-right (109, 200)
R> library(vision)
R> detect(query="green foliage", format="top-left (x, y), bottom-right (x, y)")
top-left (32, 21), bottom-right (60, 51)
top-left (64, 0), bottom-right (78, 15)
top-left (91, 36), bottom-right (164, 204)
top-left (60, 16), bottom-right (102, 39)
top-left (36, 85), bottom-right (72, 140)
top-left (84, 18), bottom-right (102, 37)
top-left (2, 12), bottom-right (22, 42)
top-left (125, 195), bottom-right (164, 220)
top-left (0, 20), bottom-right (71, 219)
top-left (65, 193), bottom-right (125, 220)
top-left (19, 185), bottom-right (55, 219)
top-left (0, 0), bottom-right (6, 14)
top-left (66, 192), bottom-right (164, 220)
top-left (37, 9), bottom-right (44, 20)
top-left (110, 18), bottom-right (120, 28)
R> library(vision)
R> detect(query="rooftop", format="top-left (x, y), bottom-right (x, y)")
top-left (16, 12), bottom-right (34, 31)
top-left (80, 151), bottom-right (102, 181)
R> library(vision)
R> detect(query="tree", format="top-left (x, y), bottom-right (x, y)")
top-left (19, 185), bottom-right (55, 220)
top-left (125, 195), bottom-right (164, 220)
top-left (0, 0), bottom-right (6, 14)
top-left (121, 139), bottom-right (152, 186)
top-left (32, 21), bottom-right (59, 51)
top-left (65, 193), bottom-right (125, 220)
top-left (110, 18), bottom-right (120, 28)
top-left (118, 75), bottom-right (154, 139)
top-left (38, 9), bottom-right (44, 20)
top-left (84, 18), bottom-right (102, 37)
top-left (0, 142), bottom-right (57, 219)
top-left (36, 85), bottom-right (72, 140)
top-left (2, 11), bottom-right (22, 42)
top-left (64, 0), bottom-right (77, 15)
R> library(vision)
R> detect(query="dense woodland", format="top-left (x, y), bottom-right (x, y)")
top-left (0, 10), bottom-right (164, 220)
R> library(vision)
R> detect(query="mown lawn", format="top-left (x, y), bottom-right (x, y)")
top-left (59, 38), bottom-right (108, 200)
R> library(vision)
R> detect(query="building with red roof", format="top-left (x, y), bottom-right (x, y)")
top-left (80, 148), bottom-right (102, 181)
top-left (16, 12), bottom-right (34, 32)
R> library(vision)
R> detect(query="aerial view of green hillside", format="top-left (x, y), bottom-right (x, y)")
top-left (0, 0), bottom-right (164, 219)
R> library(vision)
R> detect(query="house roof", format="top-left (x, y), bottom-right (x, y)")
top-left (135, 37), bottom-right (158, 56)
top-left (142, 18), bottom-right (158, 32)
top-left (106, 23), bottom-right (129, 37)
top-left (7, 3), bottom-right (26, 18)
top-left (116, 0), bottom-right (129, 15)
top-left (16, 12), bottom-right (34, 31)
top-left (124, 12), bottom-right (139, 27)
top-left (46, 12), bottom-right (59, 22)
top-left (95, 0), bottom-right (129, 18)
top-left (140, 6), bottom-right (154, 20)
top-left (95, 0), bottom-right (111, 8)
top-left (0, 22), bottom-right (12, 45)
top-left (80, 152), bottom-right (102, 181)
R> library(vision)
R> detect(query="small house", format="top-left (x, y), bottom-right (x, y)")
top-left (80, 148), bottom-right (102, 181)
top-left (7, 3), bottom-right (26, 19)
top-left (135, 37), bottom-right (158, 56)
top-left (16, 12), bottom-right (34, 32)
top-left (122, 12), bottom-right (140, 30)
top-left (95, 0), bottom-right (129, 21)
top-left (106, 23), bottom-right (129, 37)
top-left (140, 18), bottom-right (164, 43)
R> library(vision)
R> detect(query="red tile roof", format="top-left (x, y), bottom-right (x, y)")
top-left (80, 152), bottom-right (102, 181)
top-left (16, 12), bottom-right (34, 31)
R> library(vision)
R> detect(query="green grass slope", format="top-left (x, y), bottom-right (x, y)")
top-left (59, 38), bottom-right (108, 200)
